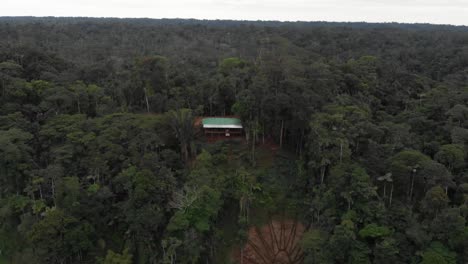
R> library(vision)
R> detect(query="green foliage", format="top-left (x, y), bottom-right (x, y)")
top-left (348, 241), bottom-right (371, 264)
top-left (170, 185), bottom-right (222, 232)
top-left (421, 186), bottom-right (449, 216)
top-left (434, 144), bottom-right (465, 172)
top-left (301, 229), bottom-right (330, 264)
top-left (167, 108), bottom-right (194, 161)
top-left (358, 223), bottom-right (391, 239)
top-left (420, 242), bottom-right (456, 264)
top-left (373, 238), bottom-right (400, 264)
top-left (87, 183), bottom-right (100, 194)
top-left (167, 151), bottom-right (225, 235)
top-left (328, 163), bottom-right (377, 219)
top-left (219, 57), bottom-right (246, 76)
top-left (390, 150), bottom-right (431, 174)
top-left (101, 248), bottom-right (132, 264)
top-left (31, 200), bottom-right (46, 214)
top-left (56, 176), bottom-right (80, 210)
top-left (329, 219), bottom-right (358, 262)
top-left (390, 150), bottom-right (432, 201)
top-left (28, 209), bottom-right (94, 262)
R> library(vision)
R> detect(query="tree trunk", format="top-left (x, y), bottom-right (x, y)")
top-left (251, 121), bottom-right (257, 165)
top-left (144, 92), bottom-right (150, 113)
top-left (182, 143), bottom-right (188, 162)
top-left (409, 173), bottom-right (415, 202)
top-left (209, 98), bottom-right (213, 116)
top-left (262, 123), bottom-right (265, 144)
top-left (320, 166), bottom-right (326, 184)
top-left (279, 119), bottom-right (284, 148)
top-left (251, 133), bottom-right (256, 166)
top-left (76, 96), bottom-right (81, 114)
top-left (339, 140), bottom-right (343, 163)
top-left (299, 129), bottom-right (304, 156)
top-left (389, 183), bottom-right (394, 207)
top-left (51, 178), bottom-right (56, 207)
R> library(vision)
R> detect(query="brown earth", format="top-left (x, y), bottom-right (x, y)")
top-left (234, 219), bottom-right (305, 264)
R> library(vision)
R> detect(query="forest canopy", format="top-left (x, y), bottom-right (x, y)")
top-left (0, 17), bottom-right (467, 264)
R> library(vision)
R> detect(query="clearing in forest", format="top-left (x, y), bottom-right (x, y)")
top-left (234, 219), bottom-right (305, 264)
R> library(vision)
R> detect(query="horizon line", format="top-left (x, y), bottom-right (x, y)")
top-left (1, 16), bottom-right (467, 27)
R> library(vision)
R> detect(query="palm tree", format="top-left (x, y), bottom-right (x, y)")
top-left (378, 173), bottom-right (394, 206)
top-left (168, 109), bottom-right (194, 162)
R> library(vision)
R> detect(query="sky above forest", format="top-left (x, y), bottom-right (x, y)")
top-left (2, 0), bottom-right (468, 26)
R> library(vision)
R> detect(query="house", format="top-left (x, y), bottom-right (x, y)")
top-left (202, 117), bottom-right (243, 137)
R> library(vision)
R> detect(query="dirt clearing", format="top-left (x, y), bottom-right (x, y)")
top-left (234, 219), bottom-right (305, 264)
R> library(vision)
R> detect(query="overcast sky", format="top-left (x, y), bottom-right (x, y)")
top-left (2, 0), bottom-right (468, 26)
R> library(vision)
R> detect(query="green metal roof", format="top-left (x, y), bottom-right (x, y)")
top-left (202, 117), bottom-right (242, 128)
